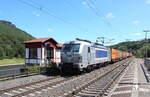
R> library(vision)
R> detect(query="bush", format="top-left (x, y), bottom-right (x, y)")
top-left (135, 44), bottom-right (150, 58)
top-left (25, 64), bottom-right (40, 73)
top-left (46, 62), bottom-right (60, 75)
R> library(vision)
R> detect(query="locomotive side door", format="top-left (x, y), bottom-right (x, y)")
top-left (87, 47), bottom-right (91, 64)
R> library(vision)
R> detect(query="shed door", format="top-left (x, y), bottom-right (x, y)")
top-left (46, 47), bottom-right (54, 59)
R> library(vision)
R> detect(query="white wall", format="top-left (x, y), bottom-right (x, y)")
top-left (56, 49), bottom-right (61, 63)
top-left (26, 48), bottom-right (29, 58)
top-left (25, 59), bottom-right (44, 64)
top-left (42, 47), bottom-right (45, 59)
top-left (54, 48), bottom-right (56, 59)
top-left (37, 48), bottom-right (41, 59)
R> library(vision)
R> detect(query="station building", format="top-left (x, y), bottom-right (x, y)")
top-left (24, 38), bottom-right (63, 66)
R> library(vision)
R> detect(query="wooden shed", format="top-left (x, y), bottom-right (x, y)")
top-left (24, 38), bottom-right (63, 66)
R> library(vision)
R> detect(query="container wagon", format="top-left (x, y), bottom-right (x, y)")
top-left (111, 48), bottom-right (121, 62)
top-left (123, 51), bottom-right (127, 59)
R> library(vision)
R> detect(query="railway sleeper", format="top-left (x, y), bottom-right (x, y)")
top-left (77, 91), bottom-right (98, 97)
top-left (81, 89), bottom-right (100, 94)
top-left (87, 86), bottom-right (104, 90)
top-left (84, 88), bottom-right (102, 92)
top-left (88, 84), bottom-right (107, 89)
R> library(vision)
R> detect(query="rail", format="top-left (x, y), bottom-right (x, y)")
top-left (97, 60), bottom-right (131, 96)
top-left (0, 76), bottom-right (60, 95)
top-left (0, 67), bottom-right (47, 81)
top-left (140, 63), bottom-right (150, 83)
top-left (64, 58), bottom-right (132, 97)
top-left (0, 58), bottom-right (132, 97)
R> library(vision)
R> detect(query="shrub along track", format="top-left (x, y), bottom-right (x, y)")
top-left (0, 57), bottom-right (132, 97)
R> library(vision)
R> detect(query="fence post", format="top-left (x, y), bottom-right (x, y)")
top-left (13, 69), bottom-right (15, 79)
top-left (27, 68), bottom-right (29, 76)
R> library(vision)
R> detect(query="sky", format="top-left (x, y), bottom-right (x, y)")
top-left (0, 0), bottom-right (150, 45)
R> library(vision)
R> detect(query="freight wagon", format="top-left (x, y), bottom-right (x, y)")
top-left (111, 48), bottom-right (121, 62)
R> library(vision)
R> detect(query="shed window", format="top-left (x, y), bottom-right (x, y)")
top-left (29, 48), bottom-right (37, 59)
top-left (46, 48), bottom-right (54, 59)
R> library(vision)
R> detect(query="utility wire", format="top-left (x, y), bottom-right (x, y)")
top-left (18, 0), bottom-right (88, 33)
top-left (84, 0), bottom-right (101, 18)
top-left (29, 0), bottom-right (89, 32)
top-left (18, 0), bottom-right (73, 25)
top-left (83, 0), bottom-right (111, 27)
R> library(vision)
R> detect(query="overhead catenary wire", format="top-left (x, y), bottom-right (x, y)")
top-left (82, 0), bottom-right (111, 27)
top-left (83, 0), bottom-right (101, 18)
top-left (18, 0), bottom-right (89, 33)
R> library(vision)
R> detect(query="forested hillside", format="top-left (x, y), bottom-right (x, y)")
top-left (0, 20), bottom-right (149, 59)
top-left (0, 20), bottom-right (34, 59)
top-left (111, 39), bottom-right (150, 57)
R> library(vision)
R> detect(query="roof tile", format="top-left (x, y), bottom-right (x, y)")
top-left (25, 38), bottom-right (49, 43)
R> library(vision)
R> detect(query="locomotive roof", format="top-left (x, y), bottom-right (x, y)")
top-left (93, 44), bottom-right (108, 49)
top-left (64, 40), bottom-right (108, 49)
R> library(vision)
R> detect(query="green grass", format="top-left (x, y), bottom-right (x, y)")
top-left (0, 58), bottom-right (24, 66)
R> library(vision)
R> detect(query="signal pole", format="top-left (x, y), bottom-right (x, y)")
top-left (143, 30), bottom-right (150, 58)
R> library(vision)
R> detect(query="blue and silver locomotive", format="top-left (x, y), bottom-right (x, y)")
top-left (60, 38), bottom-right (111, 72)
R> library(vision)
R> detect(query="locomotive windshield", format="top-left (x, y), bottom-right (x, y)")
top-left (62, 44), bottom-right (80, 52)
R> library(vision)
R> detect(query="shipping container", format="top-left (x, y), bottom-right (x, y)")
top-left (111, 48), bottom-right (120, 61)
top-left (123, 51), bottom-right (126, 58)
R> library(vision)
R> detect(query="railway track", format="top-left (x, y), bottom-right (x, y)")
top-left (0, 76), bottom-right (66, 97)
top-left (62, 58), bottom-right (132, 97)
top-left (0, 58), bottom-right (132, 97)
top-left (68, 60), bottom-right (131, 97)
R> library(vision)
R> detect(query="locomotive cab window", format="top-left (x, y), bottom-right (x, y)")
top-left (62, 44), bottom-right (72, 52)
top-left (62, 44), bottom-right (80, 52)
top-left (72, 44), bottom-right (80, 52)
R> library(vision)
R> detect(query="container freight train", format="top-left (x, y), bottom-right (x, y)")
top-left (60, 38), bottom-right (132, 73)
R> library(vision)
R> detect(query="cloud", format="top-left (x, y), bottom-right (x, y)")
top-left (145, 0), bottom-right (150, 4)
top-left (131, 32), bottom-right (142, 36)
top-left (48, 28), bottom-right (53, 32)
top-left (105, 12), bottom-right (115, 19)
top-left (82, 1), bottom-right (89, 8)
top-left (132, 20), bottom-right (140, 25)
top-left (135, 32), bottom-right (142, 36)
top-left (33, 11), bottom-right (40, 17)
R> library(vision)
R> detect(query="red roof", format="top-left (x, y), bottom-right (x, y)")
top-left (25, 38), bottom-right (49, 43)
top-left (25, 38), bottom-right (58, 44)
top-left (57, 44), bottom-right (64, 47)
